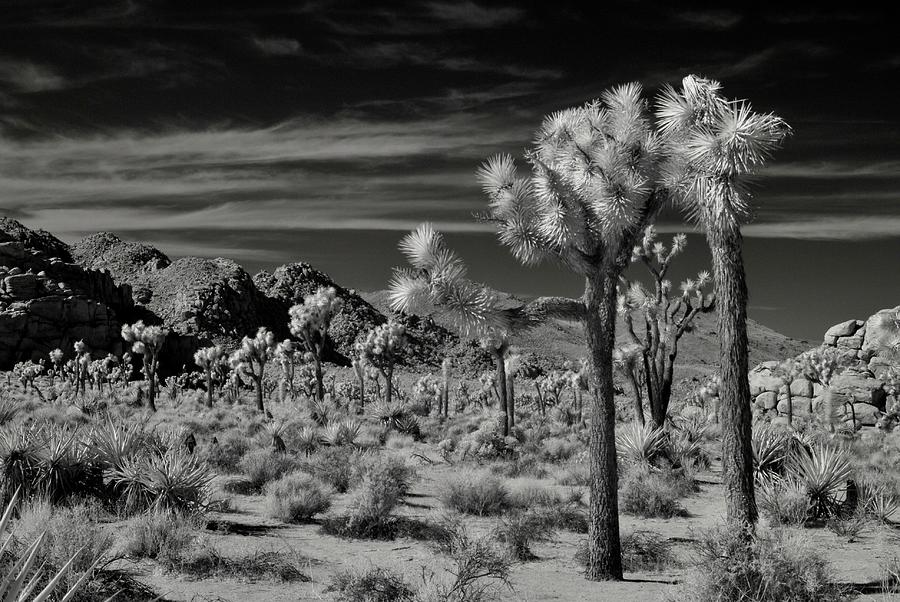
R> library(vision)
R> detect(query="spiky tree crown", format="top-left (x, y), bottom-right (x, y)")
top-left (797, 346), bottom-right (853, 386)
top-left (121, 321), bottom-right (168, 355)
top-left (193, 345), bottom-right (223, 370)
top-left (477, 83), bottom-right (661, 270)
top-left (389, 223), bottom-right (512, 339)
top-left (655, 75), bottom-right (791, 229)
top-left (288, 286), bottom-right (343, 347)
top-left (356, 321), bottom-right (407, 364)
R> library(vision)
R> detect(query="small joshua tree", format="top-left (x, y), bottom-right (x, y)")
top-left (289, 287), bottom-right (343, 402)
top-left (194, 345), bottom-right (225, 408)
top-left (273, 339), bottom-right (300, 402)
top-left (356, 321), bottom-right (407, 405)
top-left (504, 352), bottom-right (521, 428)
top-left (618, 228), bottom-right (715, 427)
top-left (773, 357), bottom-right (804, 427)
top-left (440, 357), bottom-right (452, 417)
top-left (798, 347), bottom-right (853, 432)
top-left (231, 327), bottom-right (275, 412)
top-left (121, 321), bottom-right (168, 412)
top-left (48, 348), bottom-right (64, 383)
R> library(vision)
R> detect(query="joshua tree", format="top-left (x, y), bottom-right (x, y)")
top-left (773, 357), bottom-right (804, 427)
top-left (393, 83), bottom-right (670, 580)
top-left (231, 327), bottom-right (275, 412)
top-left (48, 348), bottom-right (63, 383)
top-left (440, 357), bottom-right (451, 417)
top-left (356, 321), bottom-right (408, 405)
top-left (273, 339), bottom-right (299, 401)
top-left (798, 346), bottom-right (853, 432)
top-left (288, 286), bottom-right (343, 402)
top-left (194, 345), bottom-right (224, 408)
top-left (121, 321), bottom-right (168, 412)
top-left (618, 227), bottom-right (715, 427)
top-left (504, 351), bottom-right (521, 428)
top-left (352, 357), bottom-right (367, 408)
top-left (655, 75), bottom-right (791, 531)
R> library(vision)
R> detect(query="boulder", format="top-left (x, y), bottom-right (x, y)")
top-left (749, 369), bottom-right (782, 396)
top-left (71, 232), bottom-right (171, 300)
top-left (825, 319), bottom-right (863, 339)
top-left (836, 335), bottom-right (864, 350)
top-left (789, 378), bottom-right (814, 398)
top-left (830, 373), bottom-right (886, 405)
top-left (846, 403), bottom-right (881, 427)
top-left (777, 396), bottom-right (812, 415)
top-left (861, 306), bottom-right (900, 360)
top-left (756, 391), bottom-right (778, 410)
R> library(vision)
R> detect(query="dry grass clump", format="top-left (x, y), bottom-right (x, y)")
top-left (672, 527), bottom-right (847, 602)
top-left (328, 566), bottom-right (416, 602)
top-left (121, 510), bottom-right (198, 569)
top-left (439, 471), bottom-right (509, 516)
top-left (230, 448), bottom-right (298, 493)
top-left (619, 467), bottom-right (690, 518)
top-left (756, 475), bottom-right (810, 526)
top-left (493, 509), bottom-right (556, 560)
top-left (302, 446), bottom-right (369, 493)
top-left (265, 471), bottom-right (333, 523)
top-left (575, 529), bottom-right (677, 572)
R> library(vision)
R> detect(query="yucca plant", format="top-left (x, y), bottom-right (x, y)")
top-left (369, 400), bottom-right (406, 429)
top-left (0, 489), bottom-right (102, 602)
top-left (320, 419), bottom-right (361, 447)
top-left (0, 425), bottom-right (43, 503)
top-left (751, 425), bottom-right (788, 479)
top-left (616, 421), bottom-right (668, 467)
top-left (788, 444), bottom-right (852, 520)
top-left (858, 483), bottom-right (899, 524)
top-left (35, 425), bottom-right (95, 503)
top-left (142, 449), bottom-right (213, 514)
top-left (295, 427), bottom-right (319, 457)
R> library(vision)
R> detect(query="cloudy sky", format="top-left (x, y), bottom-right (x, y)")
top-left (0, 1), bottom-right (897, 338)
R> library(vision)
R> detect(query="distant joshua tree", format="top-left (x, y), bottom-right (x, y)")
top-left (231, 327), bottom-right (275, 412)
top-left (121, 321), bottom-right (168, 412)
top-left (617, 227), bottom-right (715, 427)
top-left (194, 345), bottom-right (225, 408)
top-left (655, 75), bottom-right (791, 531)
top-left (289, 286), bottom-right (343, 402)
top-left (356, 321), bottom-right (408, 405)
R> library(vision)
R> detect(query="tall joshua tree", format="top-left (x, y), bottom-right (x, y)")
top-left (655, 75), bottom-right (791, 530)
top-left (289, 287), bottom-right (343, 402)
top-left (393, 83), bottom-right (666, 580)
top-left (356, 321), bottom-right (408, 405)
top-left (121, 321), bottom-right (168, 412)
top-left (618, 226), bottom-right (715, 427)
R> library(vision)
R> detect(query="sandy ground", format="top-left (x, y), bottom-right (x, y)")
top-left (114, 454), bottom-right (900, 602)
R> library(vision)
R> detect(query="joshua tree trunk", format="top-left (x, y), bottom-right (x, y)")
top-left (507, 374), bottom-right (516, 428)
top-left (254, 374), bottom-right (264, 412)
top-left (313, 347), bottom-right (325, 402)
top-left (628, 371), bottom-right (644, 426)
top-left (205, 369), bottom-right (214, 408)
top-left (707, 225), bottom-right (757, 531)
top-left (384, 364), bottom-right (394, 405)
top-left (784, 386), bottom-right (793, 427)
top-left (584, 271), bottom-right (623, 581)
top-left (493, 349), bottom-right (509, 436)
top-left (146, 354), bottom-right (158, 412)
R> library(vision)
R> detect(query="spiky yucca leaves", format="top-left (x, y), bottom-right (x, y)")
top-left (35, 425), bottom-right (96, 503)
top-left (0, 490), bottom-right (102, 602)
top-left (655, 75), bottom-right (791, 531)
top-left (356, 321), bottom-right (407, 406)
top-left (751, 425), bottom-right (789, 479)
top-left (616, 421), bottom-right (668, 467)
top-left (320, 419), bottom-right (362, 447)
top-left (289, 286), bottom-right (343, 402)
top-left (106, 447), bottom-right (212, 515)
top-left (787, 444), bottom-right (852, 520)
top-left (88, 416), bottom-right (146, 471)
top-left (618, 227), bottom-right (714, 427)
top-left (0, 426), bottom-right (43, 503)
top-left (121, 320), bottom-right (168, 412)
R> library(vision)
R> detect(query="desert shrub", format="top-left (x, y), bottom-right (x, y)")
top-left (203, 430), bottom-right (249, 473)
top-left (234, 448), bottom-right (298, 492)
top-left (826, 510), bottom-right (872, 542)
top-left (304, 446), bottom-right (368, 493)
top-left (672, 527), bottom-right (847, 602)
top-left (176, 544), bottom-right (309, 582)
top-left (576, 529), bottom-right (677, 572)
top-left (328, 566), bottom-right (416, 602)
top-left (493, 509), bottom-right (556, 560)
top-left (455, 421), bottom-right (518, 461)
top-left (265, 472), bottom-right (332, 523)
top-left (423, 515), bottom-right (514, 600)
top-left (883, 555), bottom-right (900, 594)
top-left (553, 462), bottom-right (589, 486)
top-left (122, 511), bottom-right (198, 569)
top-left (619, 468), bottom-right (687, 518)
top-left (541, 436), bottom-right (578, 462)
top-left (14, 500), bottom-right (114, 596)
top-left (439, 471), bottom-right (509, 516)
top-left (756, 475), bottom-right (809, 526)
top-left (332, 469), bottom-right (406, 539)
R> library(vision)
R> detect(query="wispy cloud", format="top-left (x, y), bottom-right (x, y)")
top-left (426, 2), bottom-right (524, 28)
top-left (743, 216), bottom-right (900, 240)
top-left (675, 10), bottom-right (743, 30)
top-left (250, 36), bottom-right (303, 56)
top-left (0, 58), bottom-right (68, 92)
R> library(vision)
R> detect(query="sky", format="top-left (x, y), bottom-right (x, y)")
top-left (0, 1), bottom-right (897, 340)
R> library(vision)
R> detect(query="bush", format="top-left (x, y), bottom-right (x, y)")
top-left (203, 430), bottom-right (249, 473)
top-left (493, 509), bottom-right (556, 560)
top-left (328, 567), bottom-right (416, 602)
top-left (576, 529), bottom-right (677, 572)
top-left (265, 472), bottom-right (332, 523)
top-left (304, 446), bottom-right (368, 493)
top-left (439, 471), bottom-right (509, 516)
top-left (235, 448), bottom-right (298, 492)
top-left (672, 527), bottom-right (847, 602)
top-left (757, 475), bottom-right (809, 526)
top-left (619, 468), bottom-right (686, 518)
top-left (122, 511), bottom-right (198, 569)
